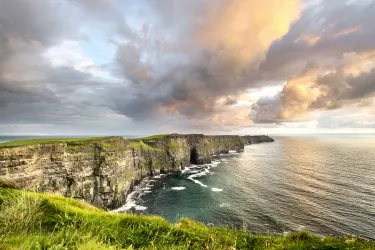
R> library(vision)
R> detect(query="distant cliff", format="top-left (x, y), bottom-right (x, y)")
top-left (0, 134), bottom-right (274, 209)
top-left (240, 135), bottom-right (275, 144)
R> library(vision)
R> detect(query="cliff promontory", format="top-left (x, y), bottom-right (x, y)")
top-left (0, 134), bottom-right (273, 209)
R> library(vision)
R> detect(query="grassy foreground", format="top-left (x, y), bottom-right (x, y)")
top-left (0, 187), bottom-right (373, 249)
top-left (0, 137), bottom-right (112, 149)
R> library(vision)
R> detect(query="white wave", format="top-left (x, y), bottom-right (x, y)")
top-left (182, 166), bottom-right (204, 174)
top-left (112, 191), bottom-right (139, 212)
top-left (171, 186), bottom-right (186, 191)
top-left (188, 170), bottom-right (199, 173)
top-left (229, 150), bottom-right (237, 153)
top-left (135, 205), bottom-right (147, 211)
top-left (187, 174), bottom-right (208, 187)
top-left (144, 190), bottom-right (152, 193)
top-left (154, 174), bottom-right (166, 179)
top-left (111, 177), bottom-right (153, 213)
top-left (219, 203), bottom-right (230, 208)
top-left (112, 194), bottom-right (148, 212)
top-left (192, 169), bottom-right (209, 178)
top-left (181, 166), bottom-right (191, 174)
top-left (211, 161), bottom-right (221, 167)
top-left (189, 178), bottom-right (208, 187)
top-left (212, 188), bottom-right (223, 192)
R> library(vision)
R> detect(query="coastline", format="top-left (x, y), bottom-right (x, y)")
top-left (2, 135), bottom-right (375, 249)
top-left (0, 134), bottom-right (274, 210)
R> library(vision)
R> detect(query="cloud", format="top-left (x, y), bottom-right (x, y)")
top-left (0, 0), bottom-right (119, 133)
top-left (1, 0), bottom-right (375, 134)
top-left (250, 0), bottom-right (375, 124)
top-left (109, 0), bottom-right (301, 122)
top-left (260, 0), bottom-right (375, 78)
top-left (252, 51), bottom-right (375, 123)
top-left (68, 0), bottom-right (135, 39)
top-left (116, 43), bottom-right (151, 84)
top-left (333, 25), bottom-right (362, 38)
top-left (223, 97), bottom-right (237, 106)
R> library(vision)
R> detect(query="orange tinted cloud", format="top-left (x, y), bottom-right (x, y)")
top-left (197, 0), bottom-right (301, 70)
top-left (333, 25), bottom-right (362, 38)
top-left (296, 34), bottom-right (321, 46)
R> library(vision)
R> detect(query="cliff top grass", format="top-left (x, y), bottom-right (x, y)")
top-left (138, 134), bottom-right (173, 141)
top-left (0, 136), bottom-right (114, 149)
top-left (138, 133), bottom-right (206, 142)
top-left (127, 140), bottom-right (161, 151)
top-left (0, 185), bottom-right (373, 250)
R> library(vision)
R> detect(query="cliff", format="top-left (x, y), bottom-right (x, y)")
top-left (240, 135), bottom-right (275, 144)
top-left (0, 134), bottom-right (273, 209)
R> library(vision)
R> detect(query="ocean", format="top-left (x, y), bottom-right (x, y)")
top-left (2, 135), bottom-right (375, 239)
top-left (118, 135), bottom-right (375, 239)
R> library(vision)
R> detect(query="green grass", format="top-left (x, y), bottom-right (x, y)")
top-left (0, 137), bottom-right (113, 149)
top-left (0, 186), bottom-right (373, 249)
top-left (138, 134), bottom-right (172, 141)
top-left (127, 140), bottom-right (161, 152)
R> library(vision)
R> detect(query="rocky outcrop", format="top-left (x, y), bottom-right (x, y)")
top-left (0, 134), bottom-right (273, 209)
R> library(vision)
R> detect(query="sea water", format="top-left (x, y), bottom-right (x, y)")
top-left (120, 135), bottom-right (375, 239)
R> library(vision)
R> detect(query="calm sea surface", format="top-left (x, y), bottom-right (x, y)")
top-left (122, 135), bottom-right (375, 239)
top-left (2, 135), bottom-right (375, 239)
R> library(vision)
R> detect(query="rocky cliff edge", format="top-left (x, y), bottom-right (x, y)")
top-left (0, 134), bottom-right (274, 209)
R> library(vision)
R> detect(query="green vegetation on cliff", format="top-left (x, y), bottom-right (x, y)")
top-left (138, 134), bottom-right (171, 142)
top-left (0, 137), bottom-right (113, 149)
top-left (0, 185), bottom-right (373, 250)
top-left (127, 140), bottom-right (161, 151)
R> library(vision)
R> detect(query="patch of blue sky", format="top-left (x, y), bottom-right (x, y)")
top-left (79, 29), bottom-right (116, 66)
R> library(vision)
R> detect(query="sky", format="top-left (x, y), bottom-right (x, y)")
top-left (0, 0), bottom-right (375, 136)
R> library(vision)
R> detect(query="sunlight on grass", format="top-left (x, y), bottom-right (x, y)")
top-left (0, 187), bottom-right (373, 249)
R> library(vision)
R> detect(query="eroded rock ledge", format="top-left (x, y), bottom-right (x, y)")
top-left (0, 134), bottom-right (274, 209)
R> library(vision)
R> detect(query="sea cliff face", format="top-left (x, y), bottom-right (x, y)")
top-left (0, 134), bottom-right (273, 209)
